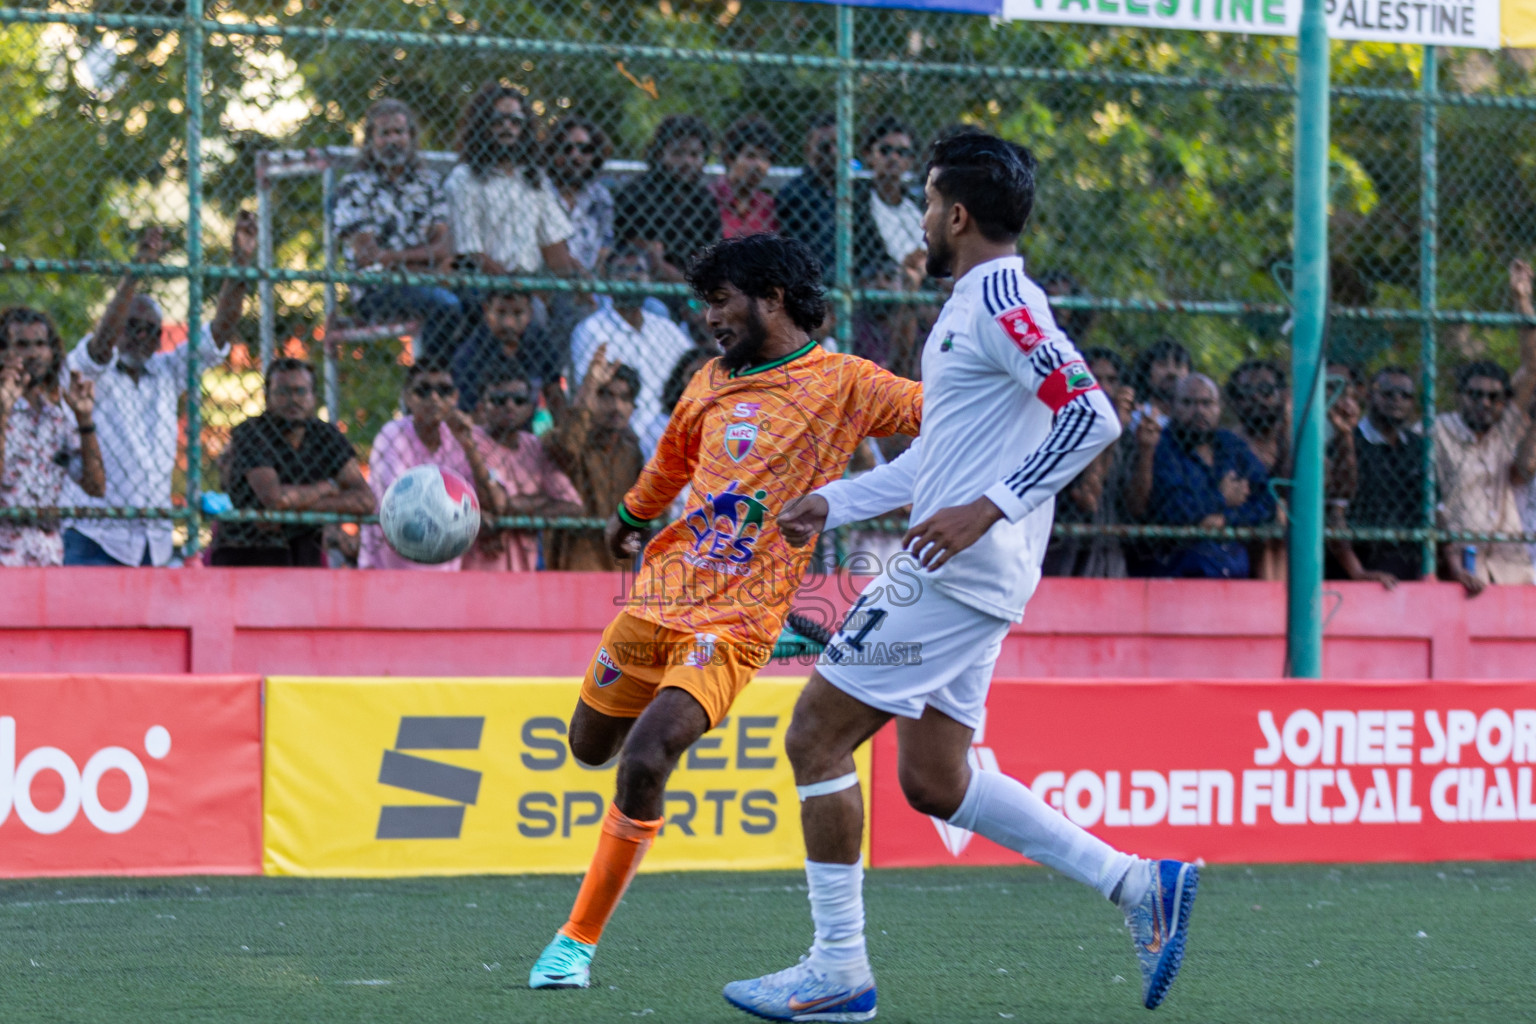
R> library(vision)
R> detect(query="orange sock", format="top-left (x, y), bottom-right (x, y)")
top-left (560, 803), bottom-right (664, 946)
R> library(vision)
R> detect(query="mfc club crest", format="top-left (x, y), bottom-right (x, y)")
top-left (724, 423), bottom-right (758, 462)
top-left (593, 647), bottom-right (623, 688)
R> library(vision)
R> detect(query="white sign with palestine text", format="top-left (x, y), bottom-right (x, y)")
top-left (1001, 0), bottom-right (1500, 49)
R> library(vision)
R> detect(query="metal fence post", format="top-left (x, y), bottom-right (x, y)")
top-left (257, 155), bottom-right (276, 370)
top-left (1287, 0), bottom-right (1330, 679)
top-left (834, 3), bottom-right (855, 353)
top-left (182, 0), bottom-right (206, 557)
top-left (1419, 45), bottom-right (1439, 579)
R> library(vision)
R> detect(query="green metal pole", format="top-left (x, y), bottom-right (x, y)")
top-left (834, 3), bottom-right (854, 352)
top-left (182, 0), bottom-right (206, 557)
top-left (1287, 0), bottom-right (1329, 679)
top-left (1418, 46), bottom-right (1439, 579)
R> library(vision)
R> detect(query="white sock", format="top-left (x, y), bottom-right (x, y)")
top-left (1112, 857), bottom-right (1153, 912)
top-left (947, 769), bottom-right (1136, 901)
top-left (804, 859), bottom-right (870, 981)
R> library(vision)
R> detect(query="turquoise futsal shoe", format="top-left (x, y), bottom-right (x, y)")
top-left (723, 957), bottom-right (877, 1022)
top-left (528, 932), bottom-right (595, 990)
top-left (1125, 859), bottom-right (1199, 1009)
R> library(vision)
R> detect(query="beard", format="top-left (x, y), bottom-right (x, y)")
top-left (1237, 404), bottom-right (1282, 436)
top-left (925, 231), bottom-right (954, 279)
top-left (376, 143), bottom-right (411, 168)
top-left (1171, 422), bottom-right (1217, 449)
top-left (720, 301), bottom-right (770, 373)
top-left (552, 160), bottom-right (597, 188)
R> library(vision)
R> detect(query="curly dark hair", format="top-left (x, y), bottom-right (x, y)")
top-left (1457, 359), bottom-right (1512, 395)
top-left (925, 129), bottom-right (1037, 242)
top-left (686, 235), bottom-right (828, 335)
top-left (722, 116), bottom-right (780, 161)
top-left (861, 114), bottom-right (914, 154)
top-left (454, 81), bottom-right (537, 183)
top-left (645, 114), bottom-right (713, 165)
top-left (0, 306), bottom-right (64, 390)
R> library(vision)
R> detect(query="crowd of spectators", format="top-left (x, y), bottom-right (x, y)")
top-left (6, 87), bottom-right (1536, 587)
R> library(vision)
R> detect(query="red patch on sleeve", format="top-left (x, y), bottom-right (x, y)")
top-left (995, 305), bottom-right (1047, 354)
top-left (1037, 360), bottom-right (1100, 412)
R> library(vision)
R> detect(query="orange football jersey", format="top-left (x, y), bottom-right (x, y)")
top-left (617, 341), bottom-right (922, 654)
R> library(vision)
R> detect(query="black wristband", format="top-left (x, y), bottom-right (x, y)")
top-left (78, 423), bottom-right (96, 434)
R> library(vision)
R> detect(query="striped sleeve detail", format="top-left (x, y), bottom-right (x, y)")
top-left (984, 268), bottom-right (1048, 355)
top-left (982, 387), bottom-right (1122, 524)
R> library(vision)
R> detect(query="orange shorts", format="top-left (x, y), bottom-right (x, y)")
top-left (580, 613), bottom-right (765, 727)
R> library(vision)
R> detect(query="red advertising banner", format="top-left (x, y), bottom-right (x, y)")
top-left (0, 675), bottom-right (263, 877)
top-left (871, 679), bottom-right (1536, 866)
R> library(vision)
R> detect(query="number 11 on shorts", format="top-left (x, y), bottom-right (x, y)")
top-left (827, 595), bottom-right (887, 663)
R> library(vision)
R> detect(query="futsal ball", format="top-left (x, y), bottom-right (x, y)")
top-left (380, 464), bottom-right (481, 564)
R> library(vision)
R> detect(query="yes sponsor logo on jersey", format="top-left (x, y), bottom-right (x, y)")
top-left (594, 647), bottom-right (623, 688)
top-left (995, 304), bottom-right (1047, 354)
top-left (724, 423), bottom-right (758, 462)
top-left (683, 480), bottom-right (771, 574)
top-left (1038, 359), bottom-right (1101, 411)
top-left (732, 401), bottom-right (761, 419)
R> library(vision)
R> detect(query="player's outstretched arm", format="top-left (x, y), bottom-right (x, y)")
top-left (814, 434), bottom-right (925, 532)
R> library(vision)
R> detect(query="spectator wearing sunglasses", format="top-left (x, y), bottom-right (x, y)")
top-left (445, 82), bottom-right (578, 281)
top-left (62, 219), bottom-right (252, 567)
top-left (1434, 259), bottom-right (1536, 593)
top-left (861, 116), bottom-right (927, 287)
top-left (359, 359), bottom-right (506, 571)
top-left (461, 372), bottom-right (583, 572)
top-left (451, 287), bottom-right (566, 414)
top-left (775, 112), bottom-right (886, 281)
top-left (714, 117), bottom-right (780, 239)
top-left (1328, 366), bottom-right (1427, 587)
top-left (545, 117), bottom-right (614, 275)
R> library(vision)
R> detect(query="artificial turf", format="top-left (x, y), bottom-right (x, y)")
top-left (2, 862), bottom-right (1532, 1023)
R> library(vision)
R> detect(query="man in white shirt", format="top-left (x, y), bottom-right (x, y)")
top-left (726, 130), bottom-right (1197, 1023)
top-left (861, 115), bottom-right (926, 284)
top-left (63, 217), bottom-right (256, 567)
top-left (445, 83), bottom-right (578, 278)
top-left (567, 246), bottom-right (696, 457)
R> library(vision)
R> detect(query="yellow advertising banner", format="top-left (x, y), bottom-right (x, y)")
top-left (263, 677), bottom-right (870, 877)
top-left (1507, 0), bottom-right (1536, 45)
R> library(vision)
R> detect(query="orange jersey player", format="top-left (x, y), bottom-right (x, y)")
top-left (529, 235), bottom-right (922, 992)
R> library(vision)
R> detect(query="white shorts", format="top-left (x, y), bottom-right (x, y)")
top-left (816, 574), bottom-right (1011, 730)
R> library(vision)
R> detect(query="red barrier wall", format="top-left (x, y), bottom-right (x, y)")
top-left (3, 568), bottom-right (1536, 678)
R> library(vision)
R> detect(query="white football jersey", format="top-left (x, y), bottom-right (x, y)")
top-left (817, 255), bottom-right (1120, 621)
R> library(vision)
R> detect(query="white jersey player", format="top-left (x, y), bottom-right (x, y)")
top-left (725, 130), bottom-right (1199, 1023)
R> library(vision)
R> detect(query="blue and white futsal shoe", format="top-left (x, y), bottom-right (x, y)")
top-left (723, 957), bottom-right (878, 1022)
top-left (1125, 859), bottom-right (1199, 1009)
top-left (528, 932), bottom-right (595, 989)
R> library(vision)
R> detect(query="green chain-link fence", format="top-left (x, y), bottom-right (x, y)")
top-left (4, 0), bottom-right (1536, 582)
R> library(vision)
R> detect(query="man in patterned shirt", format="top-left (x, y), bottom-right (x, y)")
top-left (528, 234), bottom-right (922, 991)
top-left (333, 99), bottom-right (461, 359)
top-left (0, 308), bottom-right (104, 566)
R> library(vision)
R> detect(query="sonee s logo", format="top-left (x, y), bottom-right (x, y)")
top-left (377, 717), bottom-right (484, 840)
